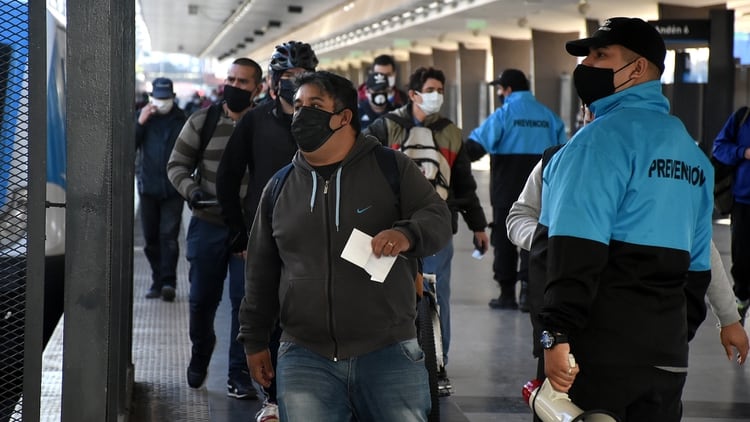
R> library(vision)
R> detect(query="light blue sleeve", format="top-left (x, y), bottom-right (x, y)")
top-left (468, 109), bottom-right (505, 153)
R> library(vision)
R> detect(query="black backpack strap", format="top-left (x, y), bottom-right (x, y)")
top-left (541, 144), bottom-right (565, 171)
top-left (198, 103), bottom-right (223, 157)
top-left (373, 146), bottom-right (400, 201)
top-left (266, 163), bottom-right (294, 223)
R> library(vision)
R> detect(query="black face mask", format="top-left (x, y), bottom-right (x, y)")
top-left (497, 94), bottom-right (505, 105)
top-left (370, 92), bottom-right (388, 107)
top-left (223, 84), bottom-right (253, 112)
top-left (573, 59), bottom-right (637, 106)
top-left (291, 106), bottom-right (343, 152)
top-left (278, 79), bottom-right (297, 106)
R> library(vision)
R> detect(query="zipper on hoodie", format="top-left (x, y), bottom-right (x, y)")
top-left (323, 178), bottom-right (339, 361)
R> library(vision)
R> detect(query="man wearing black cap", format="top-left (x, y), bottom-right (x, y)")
top-left (465, 69), bottom-right (566, 312)
top-left (357, 72), bottom-right (394, 130)
top-left (536, 18), bottom-right (713, 421)
top-left (135, 77), bottom-right (186, 301)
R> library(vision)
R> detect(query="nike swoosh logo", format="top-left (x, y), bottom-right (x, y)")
top-left (356, 205), bottom-right (372, 214)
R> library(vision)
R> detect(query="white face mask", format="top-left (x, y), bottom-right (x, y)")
top-left (387, 75), bottom-right (396, 88)
top-left (151, 97), bottom-right (174, 114)
top-left (416, 91), bottom-right (443, 115)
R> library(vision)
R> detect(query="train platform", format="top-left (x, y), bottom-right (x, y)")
top-left (38, 164), bottom-right (750, 421)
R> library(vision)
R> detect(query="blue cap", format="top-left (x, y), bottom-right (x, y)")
top-left (151, 77), bottom-right (174, 99)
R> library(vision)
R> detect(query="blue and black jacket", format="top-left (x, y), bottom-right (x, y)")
top-left (537, 80), bottom-right (713, 368)
top-left (467, 90), bottom-right (567, 208)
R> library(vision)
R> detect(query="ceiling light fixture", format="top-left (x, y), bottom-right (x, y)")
top-left (199, 0), bottom-right (255, 57)
top-left (288, 5), bottom-right (303, 13)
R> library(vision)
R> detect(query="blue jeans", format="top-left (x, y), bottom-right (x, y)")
top-left (139, 193), bottom-right (183, 290)
top-left (185, 217), bottom-right (247, 380)
top-left (276, 340), bottom-right (430, 422)
top-left (422, 238), bottom-right (453, 365)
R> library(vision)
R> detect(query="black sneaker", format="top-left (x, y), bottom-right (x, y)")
top-left (488, 294), bottom-right (518, 310)
top-left (187, 356), bottom-right (209, 388)
top-left (161, 285), bottom-right (176, 302)
top-left (437, 367), bottom-right (453, 397)
top-left (227, 377), bottom-right (257, 400)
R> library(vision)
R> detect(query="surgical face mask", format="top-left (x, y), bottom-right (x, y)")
top-left (291, 106), bottom-right (344, 152)
top-left (151, 97), bottom-right (174, 114)
top-left (387, 75), bottom-right (396, 88)
top-left (369, 91), bottom-right (388, 107)
top-left (223, 84), bottom-right (254, 112)
top-left (573, 59), bottom-right (637, 106)
top-left (416, 91), bottom-right (443, 115)
top-left (278, 79), bottom-right (297, 106)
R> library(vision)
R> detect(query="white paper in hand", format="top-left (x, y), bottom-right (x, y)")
top-left (340, 228), bottom-right (397, 283)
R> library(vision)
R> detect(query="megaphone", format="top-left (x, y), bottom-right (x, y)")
top-left (522, 355), bottom-right (619, 421)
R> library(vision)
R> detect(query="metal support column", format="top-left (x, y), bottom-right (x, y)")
top-left (63, 0), bottom-right (135, 420)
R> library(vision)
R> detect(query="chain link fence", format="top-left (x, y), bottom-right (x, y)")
top-left (0, 1), bottom-right (30, 421)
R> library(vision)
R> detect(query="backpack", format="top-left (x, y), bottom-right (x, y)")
top-left (191, 103), bottom-right (223, 183)
top-left (712, 106), bottom-right (750, 215)
top-left (265, 144), bottom-right (400, 223)
top-left (371, 114), bottom-right (452, 200)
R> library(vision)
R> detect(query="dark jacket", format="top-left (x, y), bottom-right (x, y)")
top-left (216, 99), bottom-right (296, 234)
top-left (135, 106), bottom-right (186, 199)
top-left (238, 135), bottom-right (452, 360)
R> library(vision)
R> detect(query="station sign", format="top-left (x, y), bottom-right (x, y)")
top-left (650, 19), bottom-right (710, 42)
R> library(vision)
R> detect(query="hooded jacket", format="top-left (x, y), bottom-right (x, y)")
top-left (238, 134), bottom-right (452, 359)
top-left (537, 80), bottom-right (713, 368)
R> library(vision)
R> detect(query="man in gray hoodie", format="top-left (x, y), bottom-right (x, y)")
top-left (238, 71), bottom-right (452, 421)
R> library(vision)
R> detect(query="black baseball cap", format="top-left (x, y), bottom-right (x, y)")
top-left (489, 69), bottom-right (529, 91)
top-left (565, 17), bottom-right (666, 74)
top-left (366, 72), bottom-right (389, 92)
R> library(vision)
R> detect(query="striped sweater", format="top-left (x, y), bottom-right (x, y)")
top-left (167, 105), bottom-right (248, 226)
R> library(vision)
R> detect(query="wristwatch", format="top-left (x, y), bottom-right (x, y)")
top-left (540, 330), bottom-right (569, 350)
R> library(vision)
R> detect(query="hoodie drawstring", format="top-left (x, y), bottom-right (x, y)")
top-left (309, 170), bottom-right (318, 213)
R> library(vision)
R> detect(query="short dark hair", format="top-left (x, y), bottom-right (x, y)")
top-left (232, 57), bottom-right (263, 85)
top-left (295, 71), bottom-right (360, 135)
top-left (408, 67), bottom-right (446, 92)
top-left (372, 54), bottom-right (397, 70)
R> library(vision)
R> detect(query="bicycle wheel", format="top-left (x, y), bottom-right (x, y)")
top-left (418, 296), bottom-right (440, 422)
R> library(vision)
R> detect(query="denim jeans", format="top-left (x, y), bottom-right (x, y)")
top-left (276, 339), bottom-right (430, 422)
top-left (185, 216), bottom-right (247, 380)
top-left (422, 238), bottom-right (453, 365)
top-left (139, 193), bottom-right (183, 290)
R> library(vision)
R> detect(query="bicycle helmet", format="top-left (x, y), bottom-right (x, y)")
top-left (269, 41), bottom-right (318, 85)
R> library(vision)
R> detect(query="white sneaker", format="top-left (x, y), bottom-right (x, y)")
top-left (255, 401), bottom-right (279, 422)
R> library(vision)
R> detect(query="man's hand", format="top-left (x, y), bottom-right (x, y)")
top-left (138, 103), bottom-right (156, 125)
top-left (543, 344), bottom-right (579, 392)
top-left (719, 321), bottom-right (749, 365)
top-left (189, 190), bottom-right (213, 209)
top-left (247, 349), bottom-right (275, 388)
top-left (372, 229), bottom-right (410, 258)
top-left (473, 231), bottom-right (489, 254)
